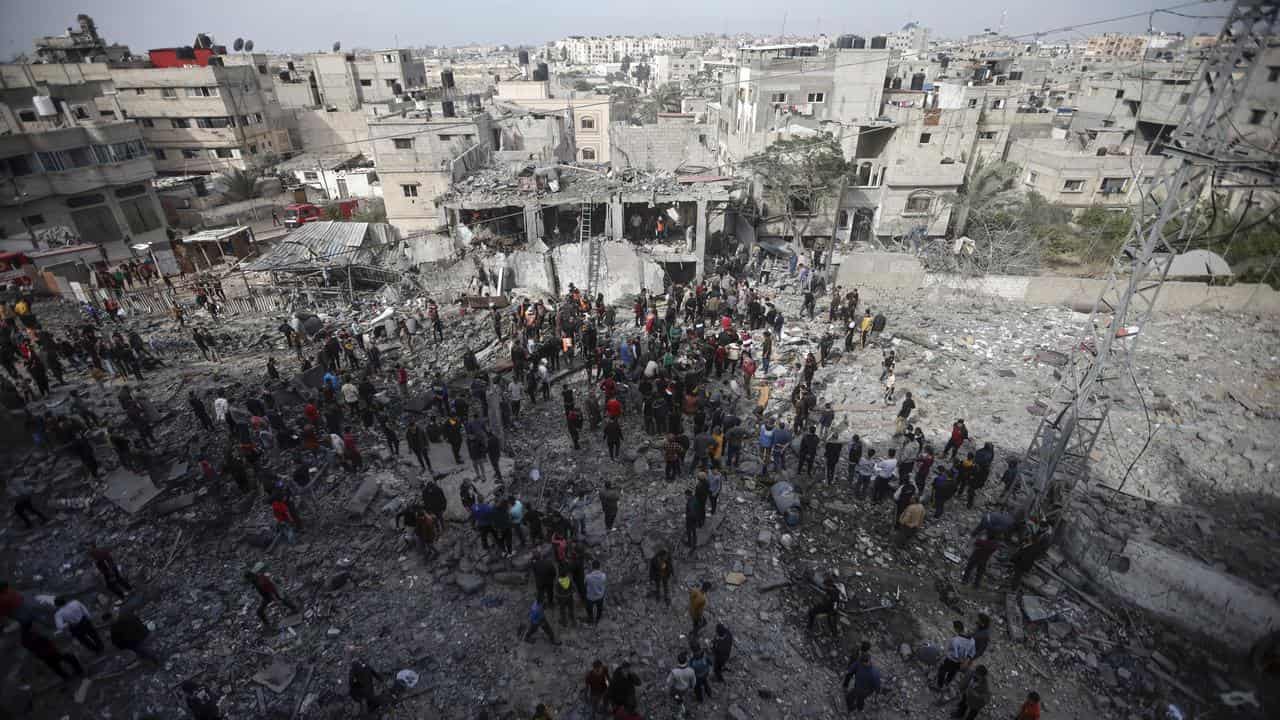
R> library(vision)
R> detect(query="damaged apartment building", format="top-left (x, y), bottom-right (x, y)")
top-left (712, 38), bottom-right (977, 248)
top-left (366, 66), bottom-right (737, 302)
top-left (709, 36), bottom-right (1109, 249)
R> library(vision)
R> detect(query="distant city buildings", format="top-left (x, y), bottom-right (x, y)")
top-left (1, 14), bottom-right (1270, 269)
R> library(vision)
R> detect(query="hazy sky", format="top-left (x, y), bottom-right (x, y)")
top-left (1, 0), bottom-right (1223, 58)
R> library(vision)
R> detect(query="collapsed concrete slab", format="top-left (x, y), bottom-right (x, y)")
top-left (1060, 515), bottom-right (1280, 655)
top-left (102, 468), bottom-right (162, 515)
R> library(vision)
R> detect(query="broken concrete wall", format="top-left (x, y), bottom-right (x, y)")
top-left (404, 232), bottom-right (461, 264)
top-left (609, 123), bottom-right (718, 173)
top-left (550, 240), bottom-right (664, 303)
top-left (504, 250), bottom-right (556, 295)
top-left (834, 252), bottom-right (928, 289)
top-left (1060, 514), bottom-right (1280, 655)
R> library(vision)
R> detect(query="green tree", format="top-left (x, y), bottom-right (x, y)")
top-left (573, 79), bottom-right (595, 92)
top-left (217, 168), bottom-right (262, 202)
top-left (652, 83), bottom-right (681, 113)
top-left (740, 134), bottom-right (851, 247)
top-left (951, 158), bottom-right (1022, 238)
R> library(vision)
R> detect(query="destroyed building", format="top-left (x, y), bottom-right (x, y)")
top-left (438, 162), bottom-right (738, 299)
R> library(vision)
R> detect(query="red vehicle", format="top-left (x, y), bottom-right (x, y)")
top-left (283, 200), bottom-right (359, 228)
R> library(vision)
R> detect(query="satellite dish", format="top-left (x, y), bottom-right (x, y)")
top-left (233, 38), bottom-right (244, 51)
top-left (244, 40), bottom-right (254, 52)
top-left (332, 41), bottom-right (341, 52)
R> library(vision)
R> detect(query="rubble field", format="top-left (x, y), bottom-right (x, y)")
top-left (2, 272), bottom-right (1278, 720)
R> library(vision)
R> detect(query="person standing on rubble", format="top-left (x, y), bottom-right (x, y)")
top-left (688, 581), bottom-right (710, 635)
top-left (935, 620), bottom-right (976, 689)
top-left (422, 480), bottom-right (447, 531)
top-left (565, 403), bottom-right (584, 450)
top-left (406, 420), bottom-right (432, 473)
top-left (348, 659), bottom-right (384, 713)
top-left (87, 544), bottom-right (132, 599)
top-left (807, 575), bottom-right (841, 635)
top-left (962, 532), bottom-right (1000, 589)
top-left (649, 548), bottom-right (675, 605)
top-left (54, 595), bottom-right (103, 654)
top-left (246, 571), bottom-right (300, 627)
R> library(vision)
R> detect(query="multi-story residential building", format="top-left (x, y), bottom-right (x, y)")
top-left (0, 103), bottom-right (167, 261)
top-left (721, 43), bottom-right (891, 159)
top-left (3, 21), bottom-right (294, 178)
top-left (369, 106), bottom-right (495, 233)
top-left (719, 43), bottom-right (978, 245)
top-left (1007, 128), bottom-right (1175, 208)
top-left (494, 79), bottom-right (611, 163)
top-left (554, 36), bottom-right (695, 65)
top-left (110, 48), bottom-right (293, 175)
top-left (1084, 34), bottom-right (1151, 61)
top-left (888, 23), bottom-right (930, 56)
top-left (653, 54), bottom-right (704, 88)
top-left (292, 50), bottom-right (427, 111)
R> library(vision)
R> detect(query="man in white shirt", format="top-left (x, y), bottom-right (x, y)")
top-left (936, 619), bottom-right (976, 689)
top-left (54, 596), bottom-right (103, 653)
top-left (873, 448), bottom-right (899, 502)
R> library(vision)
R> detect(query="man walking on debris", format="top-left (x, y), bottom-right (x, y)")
top-left (807, 574), bottom-right (841, 635)
top-left (246, 571), bottom-right (300, 627)
top-left (689, 580), bottom-right (710, 634)
top-left (936, 619), bottom-right (976, 689)
top-left (649, 548), bottom-right (675, 605)
top-left (349, 659), bottom-right (384, 714)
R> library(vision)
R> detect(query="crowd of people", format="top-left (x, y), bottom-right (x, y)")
top-left (0, 249), bottom-right (1049, 719)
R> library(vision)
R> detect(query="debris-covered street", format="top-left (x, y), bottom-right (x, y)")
top-left (2, 255), bottom-right (1278, 720)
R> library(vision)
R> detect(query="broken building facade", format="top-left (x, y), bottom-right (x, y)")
top-left (0, 101), bottom-right (166, 261)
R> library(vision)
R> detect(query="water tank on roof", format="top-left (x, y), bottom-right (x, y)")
top-left (870, 36), bottom-right (887, 49)
top-left (33, 95), bottom-right (58, 117)
top-left (442, 100), bottom-right (456, 118)
top-left (533, 62), bottom-right (549, 81)
top-left (836, 35), bottom-right (854, 49)
top-left (852, 35), bottom-right (866, 49)
top-left (910, 72), bottom-right (926, 91)
top-left (441, 69), bottom-right (456, 89)
top-left (518, 49), bottom-right (530, 66)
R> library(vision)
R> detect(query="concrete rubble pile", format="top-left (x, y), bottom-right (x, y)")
top-left (1, 258), bottom-right (1276, 719)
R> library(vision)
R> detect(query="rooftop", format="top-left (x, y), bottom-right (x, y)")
top-left (274, 152), bottom-right (370, 173)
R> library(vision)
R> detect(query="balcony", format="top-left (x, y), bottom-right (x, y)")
top-left (4, 156), bottom-right (155, 205)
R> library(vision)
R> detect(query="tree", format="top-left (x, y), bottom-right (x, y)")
top-left (573, 79), bottom-right (595, 92)
top-left (632, 63), bottom-right (651, 87)
top-left (950, 158), bottom-right (1022, 238)
top-left (651, 83), bottom-right (681, 114)
top-left (740, 134), bottom-right (852, 248)
top-left (620, 55), bottom-right (632, 73)
top-left (218, 168), bottom-right (262, 202)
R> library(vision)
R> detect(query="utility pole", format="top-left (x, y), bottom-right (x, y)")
top-left (1018, 0), bottom-right (1280, 528)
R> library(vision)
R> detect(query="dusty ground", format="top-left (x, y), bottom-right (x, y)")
top-left (1, 270), bottom-right (1277, 720)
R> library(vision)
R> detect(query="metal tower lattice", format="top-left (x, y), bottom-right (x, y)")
top-left (1019, 0), bottom-right (1280, 525)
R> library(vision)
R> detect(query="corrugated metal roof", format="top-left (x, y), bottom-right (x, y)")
top-left (183, 226), bottom-right (251, 244)
top-left (242, 221), bottom-right (372, 272)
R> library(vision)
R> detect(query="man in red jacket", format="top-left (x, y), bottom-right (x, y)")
top-left (245, 571), bottom-right (300, 626)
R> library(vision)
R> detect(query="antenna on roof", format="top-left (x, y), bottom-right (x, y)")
top-left (333, 41), bottom-right (342, 52)
top-left (233, 38), bottom-right (245, 52)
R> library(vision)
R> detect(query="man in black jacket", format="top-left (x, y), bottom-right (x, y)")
top-left (712, 623), bottom-right (734, 681)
